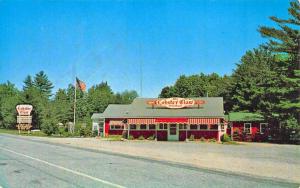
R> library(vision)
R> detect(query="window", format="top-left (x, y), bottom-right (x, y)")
top-left (260, 123), bottom-right (267, 133)
top-left (220, 124), bottom-right (225, 132)
top-left (159, 123), bottom-right (167, 130)
top-left (210, 124), bottom-right (218, 130)
top-left (130, 124), bottom-right (136, 130)
top-left (179, 124), bottom-right (187, 130)
top-left (140, 124), bottom-right (147, 130)
top-left (110, 125), bottom-right (124, 130)
top-left (244, 123), bottom-right (251, 134)
top-left (190, 124), bottom-right (198, 130)
top-left (149, 124), bottom-right (156, 130)
top-left (199, 124), bottom-right (208, 130)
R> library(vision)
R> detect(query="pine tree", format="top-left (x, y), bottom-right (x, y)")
top-left (259, 1), bottom-right (300, 141)
top-left (23, 75), bottom-right (33, 90)
top-left (33, 71), bottom-right (54, 98)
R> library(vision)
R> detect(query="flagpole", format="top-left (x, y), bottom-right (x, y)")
top-left (74, 76), bottom-right (76, 133)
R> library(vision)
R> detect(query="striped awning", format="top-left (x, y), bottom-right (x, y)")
top-left (128, 119), bottom-right (156, 124)
top-left (155, 118), bottom-right (188, 123)
top-left (109, 120), bottom-right (124, 125)
top-left (188, 118), bottom-right (220, 124)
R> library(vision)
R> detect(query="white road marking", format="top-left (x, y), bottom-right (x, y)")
top-left (0, 147), bottom-right (126, 188)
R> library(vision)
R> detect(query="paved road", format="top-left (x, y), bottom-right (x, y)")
top-left (0, 134), bottom-right (298, 188)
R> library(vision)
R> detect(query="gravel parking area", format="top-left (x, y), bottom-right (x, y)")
top-left (23, 136), bottom-right (300, 183)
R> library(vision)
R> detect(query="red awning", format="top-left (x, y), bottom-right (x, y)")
top-left (155, 118), bottom-right (188, 123)
top-left (128, 119), bottom-right (156, 124)
top-left (109, 120), bottom-right (124, 125)
top-left (128, 118), bottom-right (221, 124)
top-left (188, 118), bottom-right (220, 124)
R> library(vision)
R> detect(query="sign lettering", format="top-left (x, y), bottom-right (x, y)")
top-left (16, 104), bottom-right (33, 116)
top-left (147, 98), bottom-right (205, 109)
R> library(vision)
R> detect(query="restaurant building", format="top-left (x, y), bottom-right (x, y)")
top-left (226, 112), bottom-right (268, 142)
top-left (91, 97), bottom-right (227, 141)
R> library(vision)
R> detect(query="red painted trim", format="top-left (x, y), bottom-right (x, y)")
top-left (155, 118), bottom-right (188, 123)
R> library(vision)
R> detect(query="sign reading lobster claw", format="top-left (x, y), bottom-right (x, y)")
top-left (16, 104), bottom-right (33, 116)
top-left (147, 97), bottom-right (205, 109)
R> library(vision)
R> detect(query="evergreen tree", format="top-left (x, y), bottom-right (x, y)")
top-left (259, 0), bottom-right (300, 140)
top-left (230, 48), bottom-right (276, 113)
top-left (23, 75), bottom-right (34, 90)
top-left (33, 71), bottom-right (54, 98)
top-left (53, 89), bottom-right (73, 124)
top-left (87, 82), bottom-right (115, 113)
top-left (0, 82), bottom-right (21, 128)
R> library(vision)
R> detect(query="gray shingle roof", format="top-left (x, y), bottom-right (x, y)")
top-left (91, 97), bottom-right (224, 119)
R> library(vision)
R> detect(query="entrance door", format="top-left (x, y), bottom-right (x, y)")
top-left (168, 124), bottom-right (179, 141)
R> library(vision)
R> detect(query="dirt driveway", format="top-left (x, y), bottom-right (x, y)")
top-left (24, 136), bottom-right (300, 184)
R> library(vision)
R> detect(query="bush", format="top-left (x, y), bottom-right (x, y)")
top-left (200, 137), bottom-right (206, 142)
top-left (221, 133), bottom-right (231, 142)
top-left (79, 127), bottom-right (92, 137)
top-left (138, 135), bottom-right (145, 140)
top-left (128, 135), bottom-right (134, 140)
top-left (92, 130), bottom-right (98, 137)
top-left (62, 131), bottom-right (72, 137)
top-left (209, 138), bottom-right (217, 142)
top-left (41, 119), bottom-right (58, 136)
top-left (122, 130), bottom-right (128, 139)
top-left (189, 134), bottom-right (195, 141)
top-left (147, 135), bottom-right (155, 140)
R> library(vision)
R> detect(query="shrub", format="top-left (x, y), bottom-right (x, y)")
top-left (63, 131), bottom-right (72, 137)
top-left (92, 130), bottom-right (98, 137)
top-left (147, 135), bottom-right (155, 140)
top-left (200, 137), bottom-right (206, 142)
top-left (138, 135), bottom-right (145, 140)
top-left (122, 130), bottom-right (128, 139)
top-left (128, 135), bottom-right (134, 140)
top-left (189, 134), bottom-right (195, 141)
top-left (221, 133), bottom-right (231, 142)
top-left (209, 138), bottom-right (217, 142)
top-left (79, 127), bottom-right (92, 137)
top-left (41, 119), bottom-right (58, 136)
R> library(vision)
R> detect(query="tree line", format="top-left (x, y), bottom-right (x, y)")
top-left (159, 1), bottom-right (299, 142)
top-left (0, 71), bottom-right (138, 135)
top-left (0, 1), bottom-right (298, 141)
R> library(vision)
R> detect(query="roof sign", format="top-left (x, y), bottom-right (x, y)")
top-left (147, 97), bottom-right (205, 109)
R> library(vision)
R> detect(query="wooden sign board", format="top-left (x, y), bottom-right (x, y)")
top-left (146, 97), bottom-right (205, 109)
top-left (17, 116), bottom-right (32, 124)
top-left (16, 104), bottom-right (33, 116)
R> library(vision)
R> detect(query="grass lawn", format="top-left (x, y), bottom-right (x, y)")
top-left (0, 128), bottom-right (47, 137)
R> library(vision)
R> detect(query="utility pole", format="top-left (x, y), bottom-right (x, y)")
top-left (139, 42), bottom-right (143, 97)
top-left (73, 65), bottom-right (76, 133)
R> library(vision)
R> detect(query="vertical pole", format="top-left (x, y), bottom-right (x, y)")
top-left (74, 76), bottom-right (76, 133)
top-left (139, 42), bottom-right (143, 97)
top-left (127, 123), bottom-right (130, 139)
top-left (186, 124), bottom-right (188, 141)
top-left (155, 124), bottom-right (157, 141)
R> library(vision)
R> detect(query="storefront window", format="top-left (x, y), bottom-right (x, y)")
top-left (130, 124), bottom-right (136, 130)
top-left (159, 123), bottom-right (168, 130)
top-left (199, 124), bottom-right (208, 130)
top-left (260, 123), bottom-right (267, 133)
top-left (179, 124), bottom-right (187, 130)
top-left (140, 124), bottom-right (147, 130)
top-left (110, 125), bottom-right (124, 130)
top-left (244, 123), bottom-right (251, 134)
top-left (190, 124), bottom-right (198, 130)
top-left (149, 124), bottom-right (156, 130)
top-left (210, 124), bottom-right (218, 130)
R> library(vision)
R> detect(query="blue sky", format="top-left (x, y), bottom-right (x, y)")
top-left (0, 0), bottom-right (291, 97)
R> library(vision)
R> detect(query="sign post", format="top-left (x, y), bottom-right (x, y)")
top-left (16, 104), bottom-right (33, 134)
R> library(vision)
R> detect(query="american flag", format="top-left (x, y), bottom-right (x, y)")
top-left (76, 77), bottom-right (86, 91)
